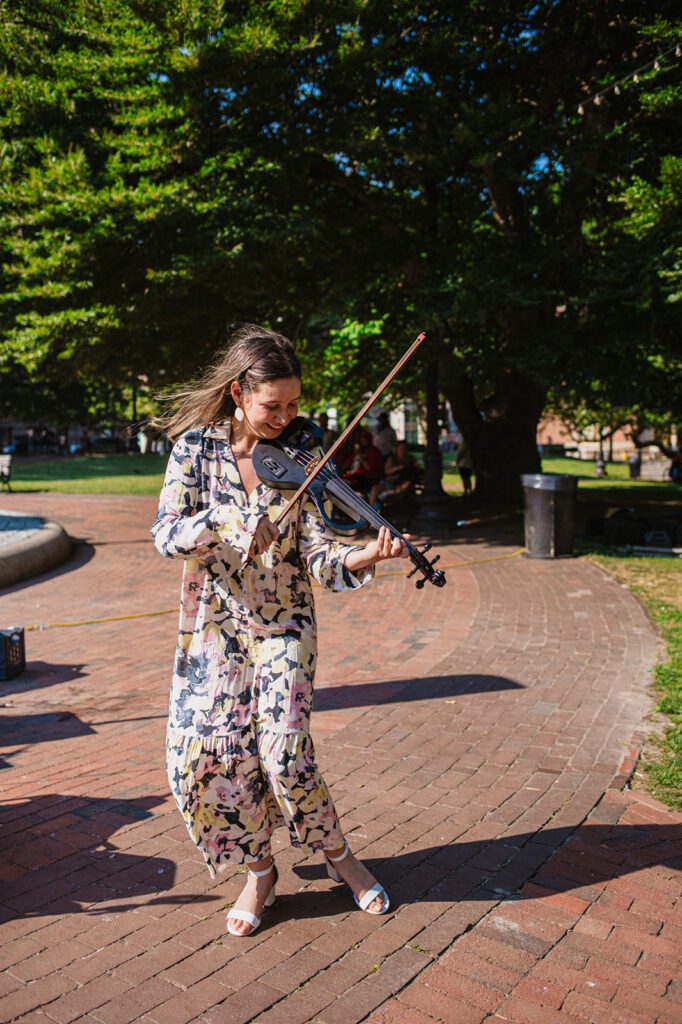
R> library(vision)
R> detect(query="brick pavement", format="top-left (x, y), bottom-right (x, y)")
top-left (0, 492), bottom-right (680, 1024)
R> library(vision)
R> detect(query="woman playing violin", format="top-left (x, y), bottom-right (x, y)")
top-left (151, 324), bottom-right (408, 937)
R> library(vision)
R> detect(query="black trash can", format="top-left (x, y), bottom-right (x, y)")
top-left (521, 474), bottom-right (578, 558)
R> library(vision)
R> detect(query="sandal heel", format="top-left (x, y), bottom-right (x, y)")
top-left (226, 861), bottom-right (278, 938)
top-left (324, 839), bottom-right (349, 883)
top-left (323, 840), bottom-right (390, 915)
top-left (326, 862), bottom-right (342, 883)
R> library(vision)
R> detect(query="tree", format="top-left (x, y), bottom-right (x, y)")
top-left (1, 1), bottom-right (680, 505)
top-left (291, 2), bottom-right (682, 501)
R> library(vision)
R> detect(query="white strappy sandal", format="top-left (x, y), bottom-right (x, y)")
top-left (226, 861), bottom-right (278, 937)
top-left (324, 839), bottom-right (390, 915)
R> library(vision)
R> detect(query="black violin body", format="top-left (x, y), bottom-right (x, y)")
top-left (253, 418), bottom-right (365, 534)
top-left (253, 418), bottom-right (446, 590)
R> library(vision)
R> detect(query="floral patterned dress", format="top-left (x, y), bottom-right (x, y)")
top-left (151, 420), bottom-right (373, 876)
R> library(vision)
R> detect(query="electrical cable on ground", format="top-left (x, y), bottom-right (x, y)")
top-left (24, 549), bottom-right (526, 632)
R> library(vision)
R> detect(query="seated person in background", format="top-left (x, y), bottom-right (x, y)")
top-left (372, 412), bottom-right (397, 458)
top-left (369, 440), bottom-right (418, 506)
top-left (331, 432), bottom-right (354, 474)
top-left (342, 428), bottom-right (385, 494)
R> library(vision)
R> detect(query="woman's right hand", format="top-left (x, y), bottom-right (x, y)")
top-left (248, 516), bottom-right (279, 558)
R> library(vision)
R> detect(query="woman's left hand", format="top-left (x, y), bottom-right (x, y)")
top-left (363, 526), bottom-right (411, 564)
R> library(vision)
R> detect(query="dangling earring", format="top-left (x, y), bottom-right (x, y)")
top-left (234, 406), bottom-right (244, 422)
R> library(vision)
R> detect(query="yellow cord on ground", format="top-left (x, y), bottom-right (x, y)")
top-left (24, 548), bottom-right (526, 632)
top-left (374, 546), bottom-right (526, 578)
top-left (25, 608), bottom-right (178, 631)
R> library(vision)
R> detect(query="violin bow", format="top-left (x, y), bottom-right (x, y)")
top-left (273, 330), bottom-right (427, 528)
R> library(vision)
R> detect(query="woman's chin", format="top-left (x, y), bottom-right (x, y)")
top-left (259, 423), bottom-right (284, 438)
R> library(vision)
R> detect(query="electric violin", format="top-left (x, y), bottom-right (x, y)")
top-left (253, 417), bottom-right (446, 590)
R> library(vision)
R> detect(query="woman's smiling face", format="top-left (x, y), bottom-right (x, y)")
top-left (241, 376), bottom-right (301, 437)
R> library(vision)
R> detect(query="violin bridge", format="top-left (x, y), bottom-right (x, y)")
top-left (304, 457), bottom-right (320, 476)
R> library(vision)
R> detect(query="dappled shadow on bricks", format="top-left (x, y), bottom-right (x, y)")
top-left (315, 674), bottom-right (524, 711)
top-left (0, 711), bottom-right (96, 751)
top-left (356, 508), bottom-right (525, 550)
top-left (1, 789), bottom-right (680, 930)
top-left (287, 820), bottom-right (682, 921)
top-left (0, 793), bottom-right (181, 922)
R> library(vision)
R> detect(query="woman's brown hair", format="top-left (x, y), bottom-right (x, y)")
top-left (153, 324), bottom-right (301, 441)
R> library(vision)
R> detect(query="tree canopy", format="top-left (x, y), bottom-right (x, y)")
top-left (0, 1), bottom-right (679, 497)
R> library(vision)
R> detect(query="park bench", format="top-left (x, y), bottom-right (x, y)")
top-left (0, 454), bottom-right (11, 491)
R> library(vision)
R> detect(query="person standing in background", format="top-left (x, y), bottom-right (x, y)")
top-left (372, 412), bottom-right (397, 458)
top-left (456, 438), bottom-right (474, 496)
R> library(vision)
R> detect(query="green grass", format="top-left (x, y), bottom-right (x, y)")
top-left (586, 552), bottom-right (682, 811)
top-left (541, 456), bottom-right (680, 501)
top-left (8, 453), bottom-right (168, 495)
top-left (6, 452), bottom-right (679, 504)
top-left (442, 455), bottom-right (680, 500)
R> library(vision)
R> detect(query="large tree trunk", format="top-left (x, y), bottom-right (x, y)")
top-left (422, 359), bottom-right (447, 500)
top-left (444, 368), bottom-right (545, 505)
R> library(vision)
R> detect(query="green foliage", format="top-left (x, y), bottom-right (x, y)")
top-left (590, 554), bottom-right (682, 811)
top-left (614, 155), bottom-right (682, 308)
top-left (644, 600), bottom-right (681, 810)
top-left (299, 316), bottom-right (392, 413)
top-left (0, 1), bottom-right (680, 456)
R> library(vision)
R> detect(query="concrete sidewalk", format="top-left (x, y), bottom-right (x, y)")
top-left (0, 493), bottom-right (680, 1024)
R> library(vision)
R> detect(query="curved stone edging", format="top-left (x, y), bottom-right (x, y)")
top-left (0, 515), bottom-right (72, 588)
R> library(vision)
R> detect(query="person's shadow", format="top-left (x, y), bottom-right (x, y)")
top-left (286, 818), bottom-right (682, 923)
top-left (314, 673), bottom-right (524, 711)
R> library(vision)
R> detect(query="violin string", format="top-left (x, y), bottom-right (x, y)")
top-left (288, 446), bottom-right (430, 569)
top-left (291, 447), bottom-right (397, 533)
top-left (276, 443), bottom-right (441, 579)
top-left (292, 447), bottom-right (414, 540)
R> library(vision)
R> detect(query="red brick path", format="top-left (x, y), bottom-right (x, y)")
top-left (0, 493), bottom-right (680, 1024)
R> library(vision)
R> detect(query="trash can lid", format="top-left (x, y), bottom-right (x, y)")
top-left (521, 473), bottom-right (578, 492)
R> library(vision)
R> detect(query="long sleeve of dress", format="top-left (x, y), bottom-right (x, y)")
top-left (151, 436), bottom-right (263, 562)
top-left (298, 495), bottom-right (375, 591)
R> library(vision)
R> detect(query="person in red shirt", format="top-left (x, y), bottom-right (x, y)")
top-left (342, 427), bottom-right (385, 494)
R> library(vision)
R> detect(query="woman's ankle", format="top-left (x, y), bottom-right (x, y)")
top-left (246, 855), bottom-right (273, 872)
top-left (325, 840), bottom-right (350, 861)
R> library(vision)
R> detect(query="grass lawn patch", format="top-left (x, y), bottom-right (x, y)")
top-left (8, 452), bottom-right (679, 503)
top-left (442, 455), bottom-right (680, 501)
top-left (586, 551), bottom-right (682, 811)
top-left (9, 453), bottom-right (168, 495)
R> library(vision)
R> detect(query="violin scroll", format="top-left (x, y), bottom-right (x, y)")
top-left (407, 544), bottom-right (445, 589)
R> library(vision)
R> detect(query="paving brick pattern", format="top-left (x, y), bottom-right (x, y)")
top-left (0, 493), bottom-right (680, 1024)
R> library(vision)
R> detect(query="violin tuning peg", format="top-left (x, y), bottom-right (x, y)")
top-left (430, 554), bottom-right (440, 566)
top-left (420, 543), bottom-right (432, 554)
top-left (415, 577), bottom-right (425, 589)
top-left (406, 565), bottom-right (419, 579)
